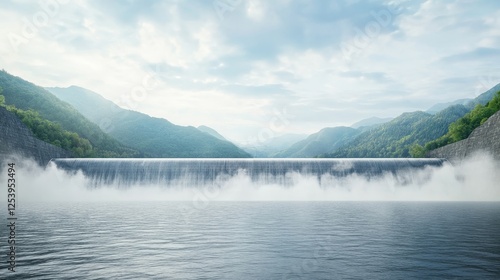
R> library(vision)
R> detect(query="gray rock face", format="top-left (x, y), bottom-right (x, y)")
top-left (428, 111), bottom-right (500, 161)
top-left (0, 106), bottom-right (72, 165)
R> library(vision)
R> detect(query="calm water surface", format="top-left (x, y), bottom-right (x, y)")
top-left (1, 202), bottom-right (500, 279)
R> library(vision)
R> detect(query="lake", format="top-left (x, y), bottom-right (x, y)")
top-left (1, 201), bottom-right (499, 279)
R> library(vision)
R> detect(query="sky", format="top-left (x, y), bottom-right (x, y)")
top-left (1, 0), bottom-right (499, 144)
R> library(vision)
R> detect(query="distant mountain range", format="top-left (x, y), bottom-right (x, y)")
top-left (1, 69), bottom-right (498, 160)
top-left (247, 117), bottom-right (393, 158)
top-left (46, 86), bottom-right (250, 158)
top-left (271, 83), bottom-right (500, 158)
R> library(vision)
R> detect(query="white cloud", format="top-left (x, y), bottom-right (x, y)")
top-left (1, 0), bottom-right (499, 142)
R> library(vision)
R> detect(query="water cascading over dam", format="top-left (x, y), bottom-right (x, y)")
top-left (49, 158), bottom-right (447, 187)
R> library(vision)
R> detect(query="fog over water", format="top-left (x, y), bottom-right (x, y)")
top-left (1, 152), bottom-right (499, 203)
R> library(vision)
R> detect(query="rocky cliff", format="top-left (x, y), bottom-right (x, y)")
top-left (428, 110), bottom-right (500, 161)
top-left (0, 106), bottom-right (72, 165)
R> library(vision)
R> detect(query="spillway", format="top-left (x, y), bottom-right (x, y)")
top-left (49, 158), bottom-right (447, 187)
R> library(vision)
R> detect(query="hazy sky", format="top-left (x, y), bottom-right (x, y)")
top-left (1, 0), bottom-right (499, 143)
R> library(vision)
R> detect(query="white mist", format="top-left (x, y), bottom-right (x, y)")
top-left (0, 152), bottom-right (499, 203)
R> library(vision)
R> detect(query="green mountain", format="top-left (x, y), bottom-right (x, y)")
top-left (320, 105), bottom-right (470, 158)
top-left (46, 86), bottom-right (251, 158)
top-left (317, 84), bottom-right (500, 158)
top-left (0, 70), bottom-right (140, 157)
top-left (420, 90), bottom-right (500, 156)
top-left (274, 127), bottom-right (361, 158)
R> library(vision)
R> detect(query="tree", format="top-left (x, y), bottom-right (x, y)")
top-left (409, 144), bottom-right (426, 158)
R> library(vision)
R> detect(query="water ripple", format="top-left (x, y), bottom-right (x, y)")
top-left (0, 202), bottom-right (499, 279)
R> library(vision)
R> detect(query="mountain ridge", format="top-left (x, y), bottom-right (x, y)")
top-left (46, 86), bottom-right (251, 158)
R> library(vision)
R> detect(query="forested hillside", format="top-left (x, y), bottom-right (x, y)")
top-left (0, 70), bottom-right (140, 157)
top-left (320, 105), bottom-right (470, 158)
top-left (315, 84), bottom-right (500, 158)
top-left (2, 68), bottom-right (497, 160)
top-left (413, 90), bottom-right (500, 157)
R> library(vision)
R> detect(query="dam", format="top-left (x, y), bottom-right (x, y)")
top-left (49, 158), bottom-right (447, 187)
